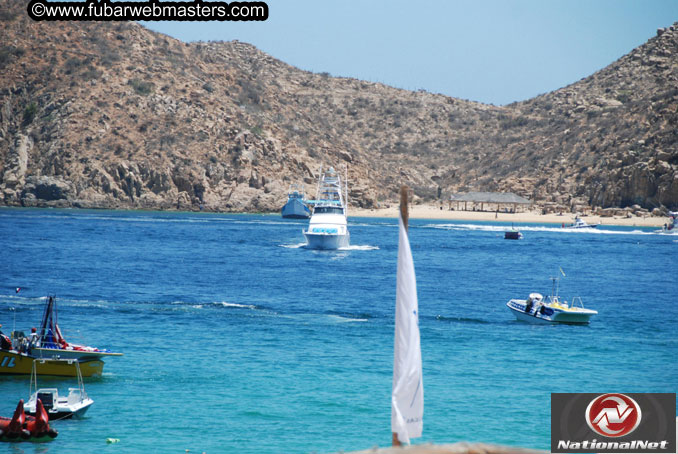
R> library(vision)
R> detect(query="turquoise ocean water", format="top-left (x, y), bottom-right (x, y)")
top-left (0, 208), bottom-right (676, 453)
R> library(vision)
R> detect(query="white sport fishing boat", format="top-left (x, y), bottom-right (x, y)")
top-left (506, 277), bottom-right (597, 324)
top-left (565, 216), bottom-right (599, 229)
top-left (25, 360), bottom-right (93, 420)
top-left (303, 166), bottom-right (350, 250)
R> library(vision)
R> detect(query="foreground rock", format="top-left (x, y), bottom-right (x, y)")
top-left (334, 442), bottom-right (544, 454)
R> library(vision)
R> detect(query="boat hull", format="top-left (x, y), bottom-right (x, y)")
top-left (303, 231), bottom-right (350, 250)
top-left (566, 219), bottom-right (599, 228)
top-left (26, 401), bottom-right (93, 420)
top-left (504, 231), bottom-right (522, 240)
top-left (26, 409), bottom-right (84, 420)
top-left (32, 347), bottom-right (123, 360)
top-left (0, 351), bottom-right (104, 377)
top-left (281, 198), bottom-right (310, 219)
top-left (509, 306), bottom-right (556, 324)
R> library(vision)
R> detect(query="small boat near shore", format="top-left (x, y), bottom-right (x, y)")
top-left (506, 277), bottom-right (597, 324)
top-left (658, 211), bottom-right (677, 233)
top-left (303, 166), bottom-right (350, 250)
top-left (504, 226), bottom-right (522, 240)
top-left (564, 216), bottom-right (599, 229)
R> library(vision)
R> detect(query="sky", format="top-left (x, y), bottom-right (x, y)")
top-left (142, 0), bottom-right (678, 105)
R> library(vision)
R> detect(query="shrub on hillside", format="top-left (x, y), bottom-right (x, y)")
top-left (23, 102), bottom-right (38, 126)
top-left (0, 45), bottom-right (24, 68)
top-left (128, 78), bottom-right (154, 96)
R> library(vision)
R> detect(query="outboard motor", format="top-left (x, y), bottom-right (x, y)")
top-left (528, 293), bottom-right (544, 303)
top-left (37, 393), bottom-right (54, 412)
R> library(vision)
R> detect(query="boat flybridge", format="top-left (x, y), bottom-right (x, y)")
top-left (506, 276), bottom-right (597, 324)
top-left (303, 166), bottom-right (350, 250)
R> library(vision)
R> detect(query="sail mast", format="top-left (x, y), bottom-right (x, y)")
top-left (400, 186), bottom-right (409, 231)
top-left (39, 296), bottom-right (54, 341)
top-left (391, 185), bottom-right (423, 446)
top-left (393, 186), bottom-right (409, 446)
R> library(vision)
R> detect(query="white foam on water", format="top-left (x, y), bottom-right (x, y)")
top-left (277, 312), bottom-right (369, 324)
top-left (0, 295), bottom-right (117, 310)
top-left (327, 314), bottom-right (369, 323)
top-left (279, 242), bottom-right (307, 249)
top-left (218, 301), bottom-right (257, 309)
top-left (280, 243), bottom-right (378, 250)
top-left (425, 223), bottom-right (510, 232)
top-left (183, 301), bottom-right (259, 312)
top-left (67, 301), bottom-right (110, 309)
top-left (423, 223), bottom-right (658, 236)
top-left (346, 221), bottom-right (394, 228)
top-left (63, 297), bottom-right (114, 307)
top-left (338, 244), bottom-right (380, 251)
top-left (228, 219), bottom-right (304, 227)
top-left (0, 294), bottom-right (48, 302)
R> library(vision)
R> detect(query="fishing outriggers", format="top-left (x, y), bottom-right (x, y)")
top-left (303, 166), bottom-right (350, 250)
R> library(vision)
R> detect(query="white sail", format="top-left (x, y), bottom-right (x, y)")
top-left (391, 214), bottom-right (423, 444)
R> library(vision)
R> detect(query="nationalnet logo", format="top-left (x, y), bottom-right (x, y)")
top-left (552, 393), bottom-right (675, 453)
top-left (586, 394), bottom-right (642, 438)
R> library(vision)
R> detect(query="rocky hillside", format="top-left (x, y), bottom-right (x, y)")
top-left (0, 0), bottom-right (676, 212)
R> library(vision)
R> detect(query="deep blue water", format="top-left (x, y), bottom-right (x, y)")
top-left (0, 208), bottom-right (676, 454)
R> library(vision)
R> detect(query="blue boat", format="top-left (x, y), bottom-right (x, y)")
top-left (281, 184), bottom-right (311, 219)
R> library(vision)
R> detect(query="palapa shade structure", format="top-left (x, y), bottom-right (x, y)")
top-left (448, 192), bottom-right (531, 213)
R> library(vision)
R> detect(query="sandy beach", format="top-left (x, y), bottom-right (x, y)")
top-left (349, 204), bottom-right (667, 227)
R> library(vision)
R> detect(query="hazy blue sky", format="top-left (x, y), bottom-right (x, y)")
top-left (142, 0), bottom-right (678, 105)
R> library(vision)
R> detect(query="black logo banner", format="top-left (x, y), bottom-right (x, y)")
top-left (552, 393), bottom-right (675, 453)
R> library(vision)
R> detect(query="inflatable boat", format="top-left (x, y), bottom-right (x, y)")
top-left (0, 399), bottom-right (58, 442)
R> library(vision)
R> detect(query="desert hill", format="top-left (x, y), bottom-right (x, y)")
top-left (0, 0), bottom-right (676, 213)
